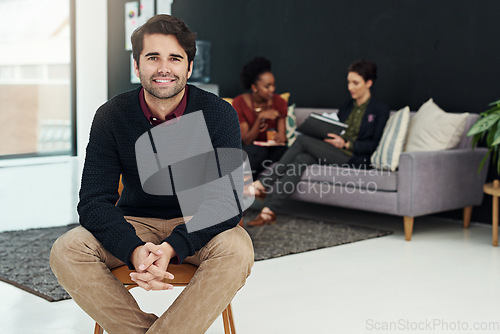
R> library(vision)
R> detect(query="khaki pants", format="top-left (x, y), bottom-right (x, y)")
top-left (50, 216), bottom-right (254, 334)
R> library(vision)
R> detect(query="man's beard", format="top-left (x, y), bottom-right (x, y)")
top-left (140, 71), bottom-right (188, 100)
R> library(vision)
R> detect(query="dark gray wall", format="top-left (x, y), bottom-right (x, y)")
top-left (173, 0), bottom-right (499, 112)
top-left (110, 0), bottom-right (500, 113)
top-left (108, 0), bottom-right (500, 223)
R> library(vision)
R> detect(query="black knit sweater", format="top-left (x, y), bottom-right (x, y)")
top-left (77, 85), bottom-right (242, 268)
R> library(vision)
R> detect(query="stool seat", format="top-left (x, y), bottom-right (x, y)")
top-left (94, 264), bottom-right (235, 334)
top-left (111, 263), bottom-right (198, 286)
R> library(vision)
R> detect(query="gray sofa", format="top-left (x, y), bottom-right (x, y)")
top-left (286, 107), bottom-right (489, 240)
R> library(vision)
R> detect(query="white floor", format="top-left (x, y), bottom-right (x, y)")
top-left (1, 161), bottom-right (500, 333)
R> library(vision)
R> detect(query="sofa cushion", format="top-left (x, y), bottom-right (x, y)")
top-left (280, 92), bottom-right (290, 104)
top-left (302, 165), bottom-right (398, 192)
top-left (457, 113), bottom-right (480, 149)
top-left (404, 98), bottom-right (469, 152)
top-left (286, 104), bottom-right (297, 146)
top-left (371, 106), bottom-right (410, 171)
top-left (222, 97), bottom-right (233, 104)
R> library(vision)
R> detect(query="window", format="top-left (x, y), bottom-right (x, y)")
top-left (0, 0), bottom-right (73, 157)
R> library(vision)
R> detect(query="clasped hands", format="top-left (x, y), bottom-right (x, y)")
top-left (130, 241), bottom-right (177, 291)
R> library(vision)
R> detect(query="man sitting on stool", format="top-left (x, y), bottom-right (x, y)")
top-left (50, 14), bottom-right (254, 334)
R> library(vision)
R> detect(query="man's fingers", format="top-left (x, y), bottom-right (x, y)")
top-left (136, 243), bottom-right (166, 271)
top-left (138, 252), bottom-right (161, 271)
top-left (147, 265), bottom-right (174, 280)
top-left (143, 242), bottom-right (164, 256)
top-left (132, 277), bottom-right (174, 291)
top-left (131, 271), bottom-right (155, 282)
top-left (133, 279), bottom-right (153, 291)
top-left (131, 267), bottom-right (174, 281)
top-left (147, 280), bottom-right (174, 291)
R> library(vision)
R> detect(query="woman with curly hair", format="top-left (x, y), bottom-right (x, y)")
top-left (232, 57), bottom-right (288, 178)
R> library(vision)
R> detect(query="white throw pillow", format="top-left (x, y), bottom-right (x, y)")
top-left (404, 98), bottom-right (469, 152)
top-left (371, 106), bottom-right (410, 171)
top-left (286, 104), bottom-right (297, 146)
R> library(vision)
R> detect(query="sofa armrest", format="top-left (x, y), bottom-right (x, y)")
top-left (397, 148), bottom-right (489, 217)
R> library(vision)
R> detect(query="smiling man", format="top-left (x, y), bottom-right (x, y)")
top-left (50, 15), bottom-right (254, 334)
top-left (136, 34), bottom-right (190, 103)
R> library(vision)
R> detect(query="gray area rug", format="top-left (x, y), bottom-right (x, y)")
top-left (243, 210), bottom-right (392, 261)
top-left (0, 224), bottom-right (78, 302)
top-left (0, 214), bottom-right (391, 302)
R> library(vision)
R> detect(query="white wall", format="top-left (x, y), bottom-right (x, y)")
top-left (76, 0), bottom-right (108, 174)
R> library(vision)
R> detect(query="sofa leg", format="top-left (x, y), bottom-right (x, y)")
top-left (403, 216), bottom-right (414, 241)
top-left (463, 206), bottom-right (472, 229)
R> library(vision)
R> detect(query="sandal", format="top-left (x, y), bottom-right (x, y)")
top-left (247, 209), bottom-right (276, 227)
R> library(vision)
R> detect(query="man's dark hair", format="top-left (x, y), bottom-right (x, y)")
top-left (240, 57), bottom-right (272, 90)
top-left (131, 14), bottom-right (197, 68)
top-left (348, 60), bottom-right (378, 83)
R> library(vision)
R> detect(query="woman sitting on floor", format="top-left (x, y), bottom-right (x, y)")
top-left (248, 59), bottom-right (390, 226)
top-left (232, 57), bottom-right (288, 178)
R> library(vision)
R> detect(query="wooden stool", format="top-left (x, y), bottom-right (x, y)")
top-left (94, 264), bottom-right (236, 334)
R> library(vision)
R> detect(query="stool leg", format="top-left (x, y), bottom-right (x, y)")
top-left (222, 307), bottom-right (230, 334)
top-left (95, 299), bottom-right (235, 334)
top-left (94, 323), bottom-right (104, 334)
top-left (227, 303), bottom-right (236, 334)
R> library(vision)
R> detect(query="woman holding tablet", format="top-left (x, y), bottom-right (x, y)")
top-left (248, 59), bottom-right (390, 226)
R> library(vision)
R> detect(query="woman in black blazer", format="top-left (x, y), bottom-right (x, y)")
top-left (247, 60), bottom-right (390, 226)
top-left (336, 97), bottom-right (391, 167)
